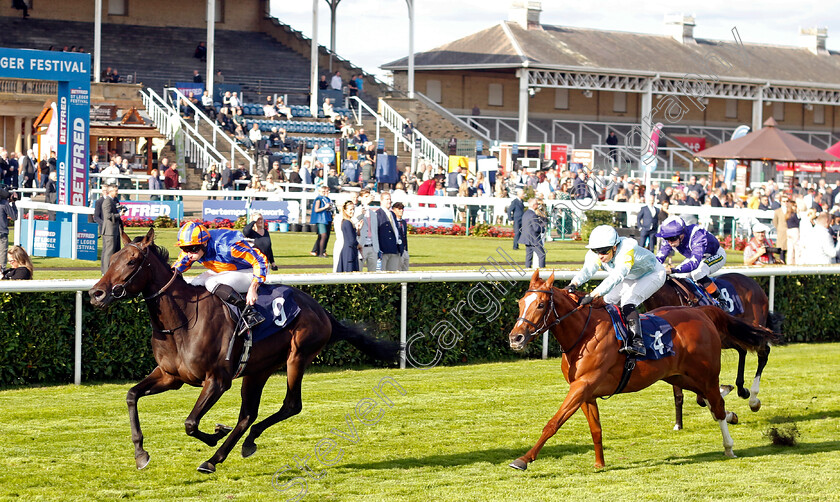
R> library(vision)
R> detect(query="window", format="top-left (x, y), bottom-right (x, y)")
top-left (773, 102), bottom-right (785, 121)
top-left (215, 0), bottom-right (225, 23)
top-left (554, 88), bottom-right (568, 109)
top-left (108, 0), bottom-right (127, 16)
top-left (425, 80), bottom-right (441, 103)
top-left (814, 104), bottom-right (825, 125)
top-left (613, 92), bottom-right (627, 113)
top-left (488, 83), bottom-right (503, 107)
top-left (725, 99), bottom-right (738, 119)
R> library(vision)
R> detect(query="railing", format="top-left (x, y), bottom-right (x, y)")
top-left (141, 88), bottom-right (227, 174)
top-left (414, 91), bottom-right (492, 143)
top-left (350, 96), bottom-right (450, 168)
top-left (2, 265), bottom-right (838, 383)
top-left (0, 78), bottom-right (58, 95)
top-left (164, 87), bottom-right (255, 174)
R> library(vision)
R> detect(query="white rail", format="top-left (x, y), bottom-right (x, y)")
top-left (141, 88), bottom-right (227, 174)
top-left (165, 87), bottom-right (255, 174)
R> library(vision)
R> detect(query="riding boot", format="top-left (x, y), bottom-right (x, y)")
top-left (619, 304), bottom-right (646, 358)
top-left (698, 276), bottom-right (722, 305)
top-left (213, 284), bottom-right (265, 333)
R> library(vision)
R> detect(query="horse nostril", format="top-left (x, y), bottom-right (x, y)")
top-left (90, 289), bottom-right (104, 301)
top-left (514, 334), bottom-right (524, 344)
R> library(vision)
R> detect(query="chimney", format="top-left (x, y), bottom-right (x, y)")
top-left (800, 27), bottom-right (829, 55)
top-left (664, 14), bottom-right (696, 44)
top-left (509, 1), bottom-right (542, 30)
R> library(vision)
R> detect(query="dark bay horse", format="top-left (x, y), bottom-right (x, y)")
top-left (644, 273), bottom-right (783, 430)
top-left (89, 228), bottom-right (400, 473)
top-left (506, 270), bottom-right (781, 470)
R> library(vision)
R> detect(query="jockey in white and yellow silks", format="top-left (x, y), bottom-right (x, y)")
top-left (566, 225), bottom-right (667, 357)
top-left (173, 221), bottom-right (268, 330)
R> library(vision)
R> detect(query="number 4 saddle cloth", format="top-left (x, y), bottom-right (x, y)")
top-left (604, 305), bottom-right (675, 361)
top-left (227, 285), bottom-right (301, 343)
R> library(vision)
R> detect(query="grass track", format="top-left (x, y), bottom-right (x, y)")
top-left (1, 343), bottom-right (838, 501)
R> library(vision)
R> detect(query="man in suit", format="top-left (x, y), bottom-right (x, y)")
top-left (392, 202), bottom-right (409, 271)
top-left (100, 185), bottom-right (123, 274)
top-left (18, 149), bottom-right (37, 189)
top-left (355, 188), bottom-right (380, 271)
top-left (772, 193), bottom-right (790, 263)
top-left (93, 185), bottom-right (107, 235)
top-left (636, 194), bottom-right (660, 252)
top-left (508, 188), bottom-right (526, 250)
top-left (376, 191), bottom-right (401, 271)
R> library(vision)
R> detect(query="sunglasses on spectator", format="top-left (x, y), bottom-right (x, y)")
top-left (592, 247), bottom-right (613, 256)
top-left (181, 245), bottom-right (204, 253)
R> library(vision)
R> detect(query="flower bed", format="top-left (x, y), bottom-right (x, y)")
top-left (407, 224), bottom-right (514, 238)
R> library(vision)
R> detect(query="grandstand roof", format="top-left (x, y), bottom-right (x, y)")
top-left (382, 21), bottom-right (840, 87)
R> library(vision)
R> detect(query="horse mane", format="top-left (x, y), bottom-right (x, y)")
top-left (131, 236), bottom-right (171, 264)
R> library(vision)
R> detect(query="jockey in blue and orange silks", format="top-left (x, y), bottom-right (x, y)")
top-left (655, 216), bottom-right (727, 303)
top-left (173, 221), bottom-right (268, 330)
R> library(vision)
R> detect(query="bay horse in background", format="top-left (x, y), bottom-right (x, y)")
top-left (506, 270), bottom-right (781, 471)
top-left (89, 228), bottom-right (400, 474)
top-left (644, 273), bottom-right (783, 430)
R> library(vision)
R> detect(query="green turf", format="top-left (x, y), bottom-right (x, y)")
top-left (0, 343), bottom-right (836, 501)
top-left (12, 228), bottom-right (746, 280)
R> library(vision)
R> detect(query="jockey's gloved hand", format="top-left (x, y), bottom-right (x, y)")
top-left (578, 295), bottom-right (593, 306)
top-left (565, 283), bottom-right (577, 293)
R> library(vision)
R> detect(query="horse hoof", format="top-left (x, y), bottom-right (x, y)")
top-left (727, 412), bottom-right (739, 425)
top-left (724, 448), bottom-right (737, 459)
top-left (509, 458), bottom-right (528, 471)
top-left (197, 461), bottom-right (216, 474)
top-left (737, 387), bottom-right (750, 400)
top-left (215, 424), bottom-right (233, 436)
top-left (719, 385), bottom-right (734, 398)
top-left (136, 452), bottom-right (151, 470)
top-left (673, 423), bottom-right (683, 431)
top-left (749, 399), bottom-right (761, 412)
top-left (242, 443), bottom-right (257, 458)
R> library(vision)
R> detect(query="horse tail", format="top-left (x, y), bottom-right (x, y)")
top-left (327, 314), bottom-right (402, 363)
top-left (768, 311), bottom-right (785, 334)
top-left (698, 305), bottom-right (785, 352)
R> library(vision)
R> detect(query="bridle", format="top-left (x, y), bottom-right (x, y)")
top-left (515, 287), bottom-right (592, 353)
top-left (110, 243), bottom-right (177, 301)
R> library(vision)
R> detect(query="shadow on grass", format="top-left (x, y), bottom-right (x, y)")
top-left (340, 443), bottom-right (592, 470)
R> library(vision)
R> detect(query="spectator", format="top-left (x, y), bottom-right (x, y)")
top-left (45, 171), bottom-right (58, 204)
top-left (636, 194), bottom-right (660, 252)
top-left (356, 188), bottom-right (380, 271)
top-left (275, 97), bottom-right (292, 120)
top-left (215, 69), bottom-right (225, 83)
top-left (229, 92), bottom-right (242, 114)
top-left (263, 96), bottom-right (278, 118)
top-left (266, 161), bottom-right (286, 191)
top-left (310, 185), bottom-right (334, 258)
top-left (4, 152), bottom-right (18, 188)
top-left (333, 200), bottom-right (361, 273)
top-left (355, 74), bottom-right (364, 94)
top-left (392, 201), bottom-right (409, 271)
top-left (772, 193), bottom-right (790, 263)
top-left (744, 223), bottom-right (783, 266)
top-left (520, 198), bottom-right (547, 268)
top-left (802, 212), bottom-right (840, 264)
top-left (330, 71), bottom-right (343, 91)
top-left (216, 107), bottom-right (234, 134)
top-left (100, 159), bottom-right (120, 186)
top-left (201, 90), bottom-right (216, 120)
top-left (348, 75), bottom-right (359, 97)
top-left (318, 74), bottom-right (329, 90)
top-left (221, 161), bottom-right (233, 193)
top-left (248, 123), bottom-right (263, 149)
top-left (243, 212), bottom-right (279, 271)
top-left (288, 162), bottom-right (302, 192)
top-left (203, 164), bottom-right (221, 191)
top-left (100, 185), bottom-right (123, 274)
top-left (193, 70), bottom-right (203, 83)
top-left (322, 98), bottom-right (339, 121)
top-left (0, 187), bottom-right (18, 268)
top-left (12, 0), bottom-right (30, 19)
top-left (232, 163), bottom-right (251, 190)
top-left (109, 68), bottom-right (120, 83)
top-left (148, 168), bottom-right (162, 201)
top-left (19, 149), bottom-right (36, 188)
top-left (606, 131), bottom-right (618, 162)
top-left (234, 125), bottom-right (251, 148)
top-left (508, 188), bottom-right (526, 250)
top-left (101, 66), bottom-right (113, 82)
top-left (402, 119), bottom-right (414, 152)
top-left (194, 41), bottom-right (207, 62)
top-left (3, 245), bottom-right (33, 280)
top-left (376, 192), bottom-right (401, 271)
top-left (164, 162), bottom-right (181, 190)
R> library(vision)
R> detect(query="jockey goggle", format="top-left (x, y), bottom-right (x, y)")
top-left (666, 235), bottom-right (682, 243)
top-left (181, 244), bottom-right (204, 254)
top-left (592, 246), bottom-right (614, 256)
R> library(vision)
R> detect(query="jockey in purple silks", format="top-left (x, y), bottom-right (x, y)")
top-left (655, 216), bottom-right (727, 302)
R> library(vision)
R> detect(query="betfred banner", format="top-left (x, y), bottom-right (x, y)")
top-left (673, 135), bottom-right (706, 153)
top-left (403, 206), bottom-right (454, 228)
top-left (121, 201), bottom-right (184, 220)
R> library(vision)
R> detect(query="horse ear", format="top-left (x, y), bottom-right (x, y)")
top-left (545, 271), bottom-right (555, 289)
top-left (120, 228), bottom-right (131, 246)
top-left (141, 227), bottom-right (156, 246)
top-left (530, 268), bottom-right (540, 285)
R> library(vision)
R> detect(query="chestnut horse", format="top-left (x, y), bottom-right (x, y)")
top-left (89, 228), bottom-right (399, 473)
top-left (644, 273), bottom-right (782, 430)
top-left (507, 270), bottom-right (781, 470)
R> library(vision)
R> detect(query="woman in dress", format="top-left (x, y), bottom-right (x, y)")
top-left (242, 212), bottom-right (279, 271)
top-left (333, 200), bottom-right (361, 272)
top-left (3, 245), bottom-right (33, 280)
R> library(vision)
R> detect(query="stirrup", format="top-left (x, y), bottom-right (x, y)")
top-left (240, 305), bottom-right (265, 330)
top-left (621, 338), bottom-right (646, 358)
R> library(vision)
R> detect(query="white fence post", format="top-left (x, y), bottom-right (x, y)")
top-left (400, 282), bottom-right (407, 369)
top-left (75, 290), bottom-right (83, 385)
top-left (769, 275), bottom-right (775, 312)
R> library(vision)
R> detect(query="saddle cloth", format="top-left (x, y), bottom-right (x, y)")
top-left (604, 305), bottom-right (675, 361)
top-left (677, 277), bottom-right (744, 316)
top-left (228, 284), bottom-right (301, 343)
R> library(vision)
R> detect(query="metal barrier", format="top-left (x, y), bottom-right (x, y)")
top-left (1, 266), bottom-right (837, 385)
